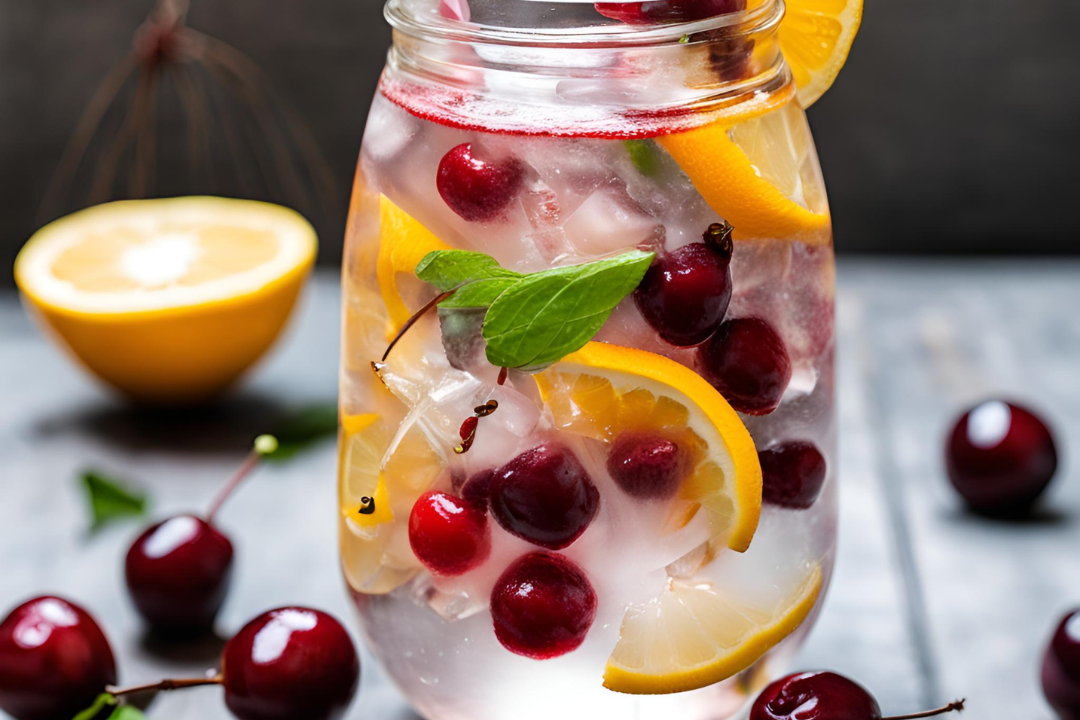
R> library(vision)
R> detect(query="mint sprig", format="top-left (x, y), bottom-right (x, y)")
top-left (415, 249), bottom-right (654, 371)
top-left (72, 694), bottom-right (147, 720)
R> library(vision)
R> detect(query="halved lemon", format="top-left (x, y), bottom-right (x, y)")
top-left (657, 102), bottom-right (831, 243)
top-left (14, 197), bottom-right (316, 403)
top-left (781, 0), bottom-right (864, 108)
top-left (339, 412), bottom-right (444, 595)
top-left (377, 195), bottom-right (450, 333)
top-left (535, 341), bottom-right (761, 553)
top-left (604, 564), bottom-right (823, 694)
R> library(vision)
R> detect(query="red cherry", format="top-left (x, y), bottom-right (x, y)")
top-left (0, 596), bottom-right (117, 720)
top-left (759, 441), bottom-right (828, 510)
top-left (409, 491), bottom-right (492, 576)
top-left (222, 607), bottom-right (360, 720)
top-left (946, 400), bottom-right (1058, 516)
top-left (490, 552), bottom-right (597, 659)
top-left (606, 431), bottom-right (688, 500)
top-left (634, 231), bottom-right (734, 347)
top-left (595, 0), bottom-right (746, 24)
top-left (752, 671), bottom-right (881, 720)
top-left (437, 143), bottom-right (524, 222)
top-left (489, 443), bottom-right (600, 550)
top-left (125, 515), bottom-right (234, 634)
top-left (752, 671), bottom-right (965, 720)
top-left (1043, 609), bottom-right (1080, 719)
top-left (700, 317), bottom-right (792, 415)
top-left (461, 469), bottom-right (495, 510)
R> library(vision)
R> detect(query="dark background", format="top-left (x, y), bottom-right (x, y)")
top-left (2, 0), bottom-right (1079, 287)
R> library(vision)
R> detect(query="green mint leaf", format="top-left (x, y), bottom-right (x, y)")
top-left (81, 472), bottom-right (148, 532)
top-left (72, 694), bottom-right (117, 720)
top-left (439, 277), bottom-right (522, 309)
top-left (108, 707), bottom-right (147, 720)
top-left (625, 140), bottom-right (662, 178)
top-left (416, 250), bottom-right (521, 292)
top-left (482, 250), bottom-right (655, 371)
top-left (265, 403), bottom-right (338, 462)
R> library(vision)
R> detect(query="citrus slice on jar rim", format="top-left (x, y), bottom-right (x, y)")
top-left (339, 412), bottom-right (445, 595)
top-left (781, 0), bottom-right (864, 108)
top-left (603, 563), bottom-right (823, 694)
top-left (13, 197), bottom-right (316, 403)
top-left (535, 341), bottom-right (762, 553)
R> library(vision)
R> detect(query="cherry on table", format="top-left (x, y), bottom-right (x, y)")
top-left (489, 443), bottom-right (600, 550)
top-left (946, 400), bottom-right (1058, 516)
top-left (409, 490), bottom-right (491, 576)
top-left (0, 596), bottom-right (117, 720)
top-left (1042, 609), bottom-right (1080, 719)
top-left (221, 607), bottom-right (360, 720)
top-left (700, 316), bottom-right (792, 415)
top-left (751, 670), bottom-right (964, 720)
top-left (124, 435), bottom-right (277, 636)
top-left (759, 441), bottom-right (827, 510)
top-left (491, 552), bottom-right (597, 659)
top-left (634, 223), bottom-right (734, 347)
top-left (437, 143), bottom-right (525, 222)
top-left (607, 431), bottom-right (688, 500)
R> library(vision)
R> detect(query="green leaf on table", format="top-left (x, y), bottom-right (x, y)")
top-left (415, 250), bottom-right (521, 292)
top-left (72, 694), bottom-right (117, 720)
top-left (264, 403), bottom-right (339, 461)
top-left (482, 250), bottom-right (655, 371)
top-left (625, 139), bottom-right (663, 177)
top-left (81, 472), bottom-right (148, 532)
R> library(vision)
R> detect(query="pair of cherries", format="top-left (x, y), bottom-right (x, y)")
top-left (0, 437), bottom-right (360, 720)
top-left (0, 597), bottom-right (358, 720)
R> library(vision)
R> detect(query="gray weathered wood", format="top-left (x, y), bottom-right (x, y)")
top-left (1, 261), bottom-right (1077, 719)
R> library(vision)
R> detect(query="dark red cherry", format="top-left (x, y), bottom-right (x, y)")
top-left (125, 515), bottom-right (234, 635)
top-left (437, 143), bottom-right (525, 222)
top-left (752, 671), bottom-right (881, 720)
top-left (0, 596), bottom-right (117, 720)
top-left (634, 231), bottom-right (734, 347)
top-left (596, 0), bottom-right (746, 24)
top-left (946, 400), bottom-right (1058, 516)
top-left (222, 607), bottom-right (360, 720)
top-left (489, 443), bottom-right (600, 550)
top-left (1043, 609), bottom-right (1080, 719)
top-left (701, 317), bottom-right (791, 415)
top-left (752, 670), bottom-right (965, 720)
top-left (490, 552), bottom-right (597, 659)
top-left (461, 469), bottom-right (495, 510)
top-left (759, 441), bottom-right (827, 510)
top-left (607, 431), bottom-right (688, 500)
top-left (409, 491), bottom-right (492, 576)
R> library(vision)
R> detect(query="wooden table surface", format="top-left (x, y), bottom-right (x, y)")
top-left (1, 259), bottom-right (1077, 720)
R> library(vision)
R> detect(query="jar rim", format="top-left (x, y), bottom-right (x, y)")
top-left (385, 0), bottom-right (784, 48)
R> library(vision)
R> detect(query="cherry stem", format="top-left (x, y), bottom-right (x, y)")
top-left (883, 699), bottom-right (965, 720)
top-left (109, 674), bottom-right (223, 697)
top-left (205, 435), bottom-right (277, 524)
top-left (381, 289), bottom-right (457, 362)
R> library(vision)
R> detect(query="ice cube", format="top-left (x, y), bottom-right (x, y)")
top-left (562, 189), bottom-right (664, 257)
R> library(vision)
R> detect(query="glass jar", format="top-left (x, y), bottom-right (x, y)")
top-left (339, 2), bottom-right (837, 719)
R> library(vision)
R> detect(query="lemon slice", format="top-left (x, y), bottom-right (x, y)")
top-left (14, 197), bottom-right (316, 403)
top-left (604, 564), bottom-right (822, 694)
top-left (377, 195), bottom-right (450, 333)
top-left (339, 412), bottom-right (445, 595)
top-left (657, 102), bottom-right (830, 243)
top-left (781, 0), bottom-right (864, 108)
top-left (536, 341), bottom-right (761, 553)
